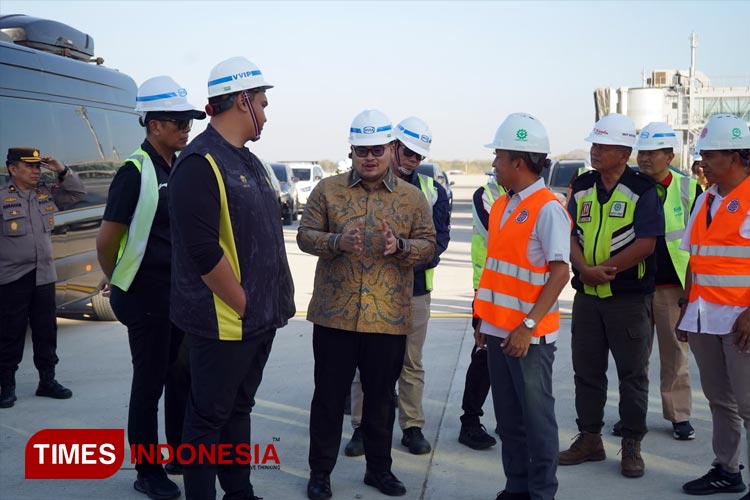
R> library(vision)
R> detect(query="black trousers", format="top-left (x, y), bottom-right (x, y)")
top-left (571, 292), bottom-right (652, 440)
top-left (309, 324), bottom-right (406, 474)
top-left (181, 330), bottom-right (275, 500)
top-left (0, 269), bottom-right (58, 373)
top-left (460, 344), bottom-right (491, 427)
top-left (110, 286), bottom-right (188, 474)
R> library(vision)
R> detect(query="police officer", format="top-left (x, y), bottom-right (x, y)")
top-left (344, 116), bottom-right (450, 457)
top-left (628, 122), bottom-right (701, 441)
top-left (559, 113), bottom-right (664, 478)
top-left (0, 147), bottom-right (85, 408)
top-left (676, 114), bottom-right (750, 498)
top-left (97, 76), bottom-right (205, 499)
top-left (474, 113), bottom-right (571, 500)
top-left (457, 169), bottom-right (505, 451)
top-left (169, 57), bottom-right (295, 500)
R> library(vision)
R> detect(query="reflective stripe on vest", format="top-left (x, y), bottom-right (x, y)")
top-left (417, 173), bottom-right (437, 290)
top-left (205, 153), bottom-right (244, 341)
top-left (663, 173), bottom-right (697, 288)
top-left (110, 148), bottom-right (159, 291)
top-left (688, 178), bottom-right (750, 307)
top-left (471, 182), bottom-right (504, 289)
top-left (574, 182), bottom-right (642, 298)
top-left (474, 188), bottom-right (565, 336)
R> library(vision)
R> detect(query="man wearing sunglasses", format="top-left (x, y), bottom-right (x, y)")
top-left (97, 75), bottom-right (205, 500)
top-left (299, 110), bottom-right (436, 499)
top-left (0, 147), bottom-right (85, 409)
top-left (344, 116), bottom-right (449, 457)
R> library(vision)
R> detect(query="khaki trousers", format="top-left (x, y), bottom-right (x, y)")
top-left (351, 293), bottom-right (431, 430)
top-left (651, 286), bottom-right (692, 423)
top-left (689, 331), bottom-right (750, 474)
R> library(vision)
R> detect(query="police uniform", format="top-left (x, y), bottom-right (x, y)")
top-left (0, 147), bottom-right (85, 407)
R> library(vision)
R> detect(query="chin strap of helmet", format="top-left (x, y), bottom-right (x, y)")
top-left (241, 91), bottom-right (261, 141)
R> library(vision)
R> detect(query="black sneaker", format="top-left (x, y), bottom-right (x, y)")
top-left (459, 424), bottom-right (497, 450)
top-left (673, 421), bottom-right (696, 440)
top-left (682, 465), bottom-right (746, 495)
top-left (307, 471), bottom-right (332, 500)
top-left (344, 427), bottom-right (364, 457)
top-left (364, 469), bottom-right (406, 496)
top-left (36, 379), bottom-right (72, 399)
top-left (134, 472), bottom-right (181, 500)
top-left (612, 420), bottom-right (622, 437)
top-left (401, 427), bottom-right (431, 455)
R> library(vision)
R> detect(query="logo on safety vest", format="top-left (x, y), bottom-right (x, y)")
top-left (609, 201), bottom-right (626, 218)
top-left (579, 201), bottom-right (592, 223)
top-left (515, 209), bottom-right (529, 223)
top-left (240, 175), bottom-right (250, 188)
top-left (727, 199), bottom-right (740, 213)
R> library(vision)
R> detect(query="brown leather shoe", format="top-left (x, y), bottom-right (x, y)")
top-left (620, 438), bottom-right (645, 478)
top-left (559, 432), bottom-right (606, 465)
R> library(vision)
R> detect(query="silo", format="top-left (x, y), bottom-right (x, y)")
top-left (627, 88), bottom-right (667, 130)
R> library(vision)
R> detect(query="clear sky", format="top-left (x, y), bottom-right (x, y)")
top-left (3, 0), bottom-right (749, 162)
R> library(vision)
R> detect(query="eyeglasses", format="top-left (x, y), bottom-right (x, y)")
top-left (400, 144), bottom-right (424, 161)
top-left (352, 145), bottom-right (387, 158)
top-left (159, 118), bottom-right (193, 131)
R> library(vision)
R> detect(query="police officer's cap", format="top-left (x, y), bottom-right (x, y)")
top-left (7, 147), bottom-right (42, 164)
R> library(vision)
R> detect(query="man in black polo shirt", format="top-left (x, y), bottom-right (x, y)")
top-left (96, 76), bottom-right (205, 500)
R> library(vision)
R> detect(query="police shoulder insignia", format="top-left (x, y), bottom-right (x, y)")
top-left (4, 197), bottom-right (17, 202)
top-left (38, 193), bottom-right (49, 200)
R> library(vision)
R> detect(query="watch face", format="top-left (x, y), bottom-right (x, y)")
top-left (523, 318), bottom-right (536, 329)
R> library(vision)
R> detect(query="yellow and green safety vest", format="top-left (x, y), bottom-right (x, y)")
top-left (662, 172), bottom-right (697, 288)
top-left (417, 172), bottom-right (437, 290)
top-left (471, 182), bottom-right (504, 289)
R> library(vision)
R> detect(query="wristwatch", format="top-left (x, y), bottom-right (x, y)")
top-left (58, 166), bottom-right (69, 180)
top-left (522, 317), bottom-right (537, 330)
top-left (395, 237), bottom-right (405, 253)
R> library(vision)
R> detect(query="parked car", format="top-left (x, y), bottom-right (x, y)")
top-left (0, 15), bottom-right (143, 320)
top-left (259, 159), bottom-right (285, 222)
top-left (542, 159), bottom-right (586, 203)
top-left (270, 162), bottom-right (299, 225)
top-left (288, 162), bottom-right (325, 212)
top-left (416, 162), bottom-right (454, 215)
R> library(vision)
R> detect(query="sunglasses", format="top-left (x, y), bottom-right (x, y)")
top-left (352, 145), bottom-right (387, 158)
top-left (400, 144), bottom-right (424, 161)
top-left (159, 118), bottom-right (193, 131)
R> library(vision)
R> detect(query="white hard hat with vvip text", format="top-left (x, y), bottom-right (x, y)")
top-left (585, 113), bottom-right (637, 147)
top-left (635, 122), bottom-right (678, 150)
top-left (485, 112), bottom-right (550, 154)
top-left (208, 57), bottom-right (273, 98)
top-left (696, 114), bottom-right (750, 151)
top-left (349, 110), bottom-right (394, 146)
top-left (135, 76), bottom-right (201, 114)
top-left (395, 117), bottom-right (432, 157)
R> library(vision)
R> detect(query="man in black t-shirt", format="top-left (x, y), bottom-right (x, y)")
top-left (96, 76), bottom-right (205, 500)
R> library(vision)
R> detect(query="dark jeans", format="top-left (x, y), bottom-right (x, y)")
top-left (0, 270), bottom-right (58, 372)
top-left (110, 286), bottom-right (188, 475)
top-left (571, 292), bottom-right (652, 440)
top-left (181, 330), bottom-right (275, 500)
top-left (488, 335), bottom-right (558, 500)
top-left (309, 324), bottom-right (406, 474)
top-left (460, 344), bottom-right (491, 427)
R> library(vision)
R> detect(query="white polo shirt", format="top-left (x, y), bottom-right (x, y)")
top-left (480, 178), bottom-right (571, 344)
top-left (678, 185), bottom-right (750, 335)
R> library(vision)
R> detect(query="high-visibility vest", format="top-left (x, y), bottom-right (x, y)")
top-left (471, 182), bottom-right (504, 289)
top-left (110, 148), bottom-right (158, 291)
top-left (688, 177), bottom-right (750, 307)
top-left (417, 173), bottom-right (437, 291)
top-left (475, 188), bottom-right (565, 336)
top-left (663, 172), bottom-right (697, 288)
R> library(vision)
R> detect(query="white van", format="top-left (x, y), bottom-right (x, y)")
top-left (288, 162), bottom-right (325, 212)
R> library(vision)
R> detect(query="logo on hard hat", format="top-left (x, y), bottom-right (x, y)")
top-left (178, 88), bottom-right (187, 97)
top-left (727, 199), bottom-right (740, 213)
top-left (516, 129), bottom-right (528, 141)
top-left (362, 126), bottom-right (375, 134)
top-left (640, 131), bottom-right (649, 138)
top-left (700, 128), bottom-right (708, 139)
top-left (420, 135), bottom-right (431, 143)
top-left (732, 128), bottom-right (742, 139)
top-left (515, 209), bottom-right (529, 223)
top-left (594, 128), bottom-right (608, 136)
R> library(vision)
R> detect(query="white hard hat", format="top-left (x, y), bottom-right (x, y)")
top-left (349, 110), bottom-right (394, 146)
top-left (484, 112), bottom-right (550, 154)
top-left (696, 114), bottom-right (750, 151)
top-left (207, 56), bottom-right (273, 99)
top-left (585, 113), bottom-right (637, 147)
top-left (395, 117), bottom-right (432, 157)
top-left (135, 76), bottom-right (204, 118)
top-left (692, 152), bottom-right (702, 162)
top-left (635, 122), bottom-right (678, 151)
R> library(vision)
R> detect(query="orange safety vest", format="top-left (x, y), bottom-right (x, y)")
top-left (475, 187), bottom-right (568, 336)
top-left (688, 177), bottom-right (750, 307)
